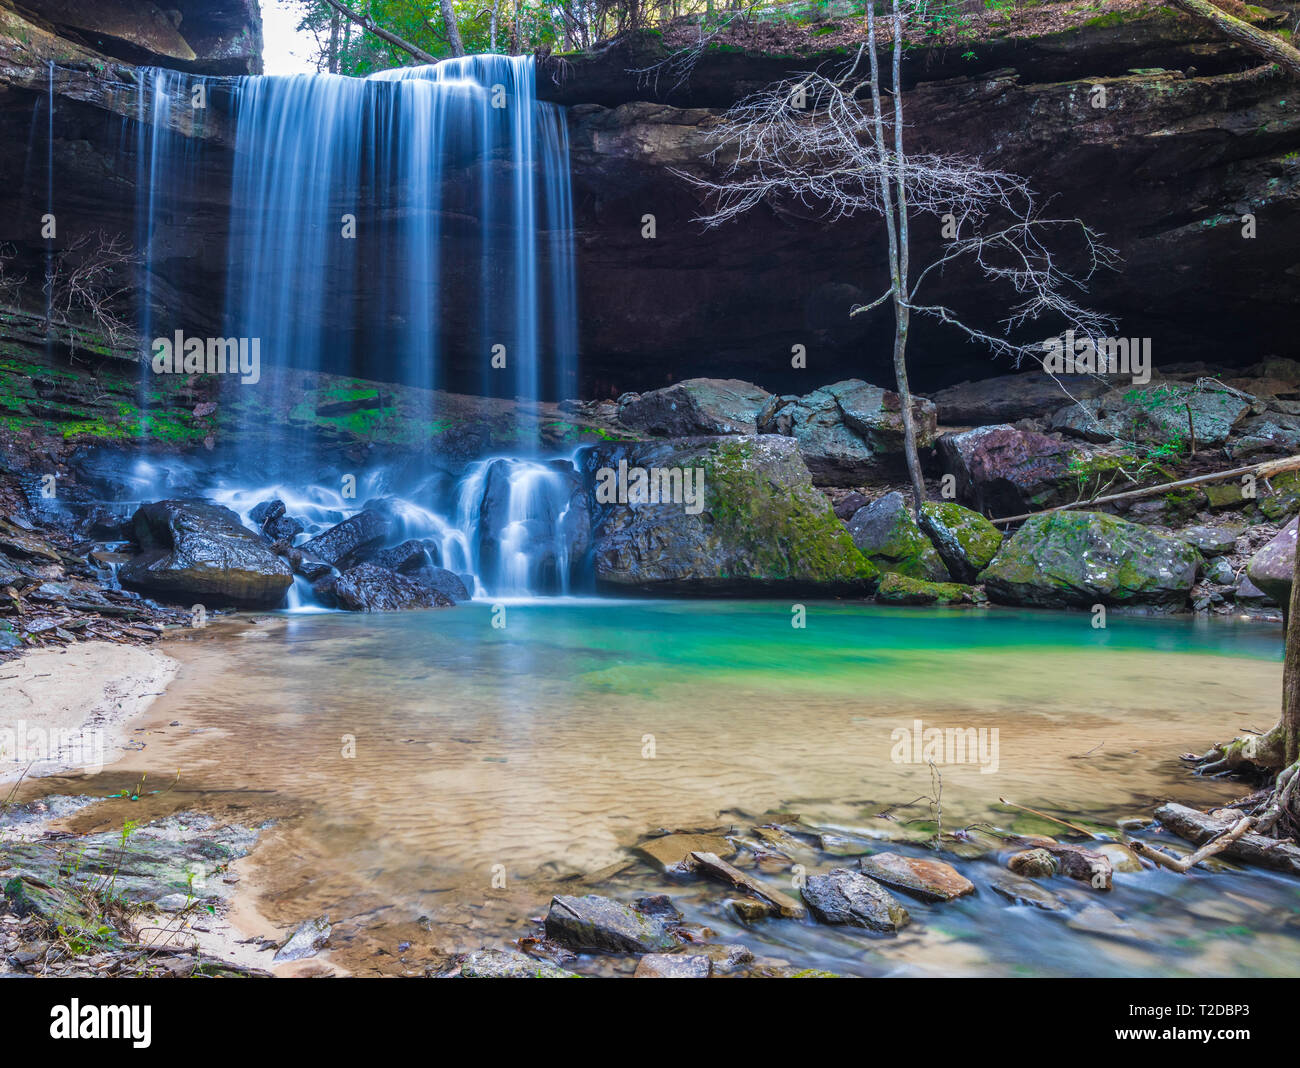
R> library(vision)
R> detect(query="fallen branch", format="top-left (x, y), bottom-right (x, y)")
top-left (1131, 813), bottom-right (1256, 873)
top-left (1168, 0), bottom-right (1300, 79)
top-left (990, 454), bottom-right (1300, 526)
top-left (1142, 802), bottom-right (1300, 874)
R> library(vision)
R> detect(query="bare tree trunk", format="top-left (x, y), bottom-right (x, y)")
top-left (889, 0), bottom-right (926, 513)
top-left (511, 0), bottom-right (521, 53)
top-left (328, 11), bottom-right (340, 73)
top-left (1285, 525), bottom-right (1300, 765)
top-left (440, 0), bottom-right (466, 57)
top-left (1169, 0), bottom-right (1300, 78)
top-left (867, 3), bottom-right (926, 514)
top-left (491, 0), bottom-right (500, 52)
top-left (318, 0), bottom-right (439, 63)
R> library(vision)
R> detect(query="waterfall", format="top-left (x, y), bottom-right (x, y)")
top-left (221, 54), bottom-right (577, 421)
top-left (129, 55), bottom-right (583, 603)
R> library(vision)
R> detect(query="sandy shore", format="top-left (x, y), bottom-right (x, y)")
top-left (0, 636), bottom-right (318, 976)
top-left (0, 642), bottom-right (179, 784)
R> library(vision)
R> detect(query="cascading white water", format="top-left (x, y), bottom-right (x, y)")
top-left (130, 56), bottom-right (584, 603)
top-left (210, 454), bottom-right (583, 603)
top-left (219, 54), bottom-right (577, 414)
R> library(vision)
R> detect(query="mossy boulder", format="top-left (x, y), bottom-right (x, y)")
top-left (583, 436), bottom-right (878, 594)
top-left (918, 500), bottom-right (1003, 582)
top-left (875, 572), bottom-right (972, 606)
top-left (1260, 470), bottom-right (1300, 521)
top-left (1203, 480), bottom-right (1252, 510)
top-left (846, 492), bottom-right (949, 582)
top-left (980, 510), bottom-right (1200, 609)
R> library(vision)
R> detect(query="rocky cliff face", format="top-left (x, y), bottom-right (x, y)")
top-left (552, 12), bottom-right (1300, 395)
top-left (0, 4), bottom-right (1297, 399)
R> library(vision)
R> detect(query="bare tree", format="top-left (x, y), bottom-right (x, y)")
top-left (42, 231), bottom-right (138, 354)
top-left (680, 1), bottom-right (1116, 512)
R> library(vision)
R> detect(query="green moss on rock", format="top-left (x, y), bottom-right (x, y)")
top-left (875, 572), bottom-right (972, 606)
top-left (980, 510), bottom-right (1199, 609)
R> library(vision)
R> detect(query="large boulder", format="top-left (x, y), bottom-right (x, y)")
top-left (846, 492), bottom-right (949, 582)
top-left (980, 511), bottom-right (1200, 610)
top-left (618, 378), bottom-right (771, 436)
top-left (1049, 383), bottom-right (1252, 448)
top-left (937, 424), bottom-right (1096, 518)
top-left (583, 436), bottom-right (878, 594)
top-left (332, 564), bottom-right (453, 612)
top-left (917, 500), bottom-right (1003, 583)
top-left (761, 380), bottom-right (937, 487)
top-left (363, 539), bottom-right (472, 602)
top-left (299, 503), bottom-right (393, 569)
top-left (119, 499), bottom-right (292, 608)
top-left (930, 371), bottom-right (1108, 425)
top-left (1246, 517), bottom-right (1297, 606)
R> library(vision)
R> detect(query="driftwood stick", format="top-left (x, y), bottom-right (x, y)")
top-left (997, 797), bottom-right (1095, 838)
top-left (990, 455), bottom-right (1300, 526)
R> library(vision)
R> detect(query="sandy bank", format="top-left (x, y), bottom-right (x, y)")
top-left (0, 642), bottom-right (179, 784)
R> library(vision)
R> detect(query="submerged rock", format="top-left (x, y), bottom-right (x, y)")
top-left (584, 436), bottom-right (878, 594)
top-left (1246, 517), bottom-right (1297, 606)
top-left (119, 499), bottom-right (293, 608)
top-left (457, 948), bottom-right (577, 978)
top-left (633, 953), bottom-right (711, 978)
top-left (847, 492), bottom-right (949, 582)
top-left (333, 564), bottom-right (453, 612)
top-left (918, 501), bottom-right (1003, 583)
top-left (801, 868), bottom-right (910, 932)
top-left (686, 851), bottom-right (807, 919)
top-left (274, 915), bottom-right (332, 963)
top-left (636, 832), bottom-right (734, 871)
top-left (545, 894), bottom-right (681, 954)
top-left (857, 852), bottom-right (975, 901)
top-left (1007, 848), bottom-right (1058, 879)
top-left (980, 511), bottom-right (1199, 610)
top-left (987, 871), bottom-right (1067, 911)
top-left (618, 377), bottom-right (770, 436)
